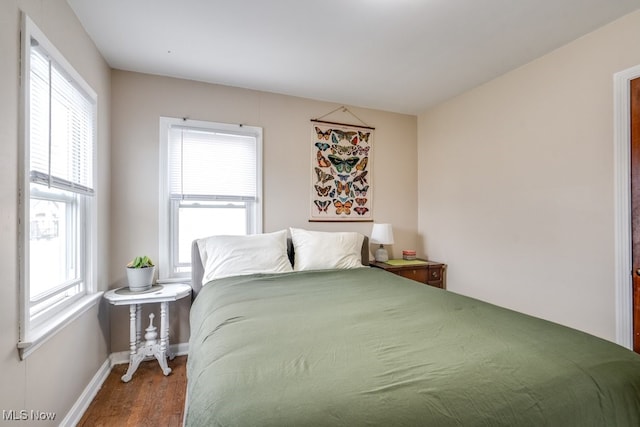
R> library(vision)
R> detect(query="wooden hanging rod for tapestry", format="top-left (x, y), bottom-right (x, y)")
top-left (311, 106), bottom-right (375, 130)
top-left (311, 119), bottom-right (375, 130)
top-left (309, 219), bottom-right (374, 223)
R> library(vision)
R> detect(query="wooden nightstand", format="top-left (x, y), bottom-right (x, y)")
top-left (370, 259), bottom-right (446, 289)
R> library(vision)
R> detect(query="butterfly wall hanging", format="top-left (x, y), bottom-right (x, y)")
top-left (309, 121), bottom-right (374, 222)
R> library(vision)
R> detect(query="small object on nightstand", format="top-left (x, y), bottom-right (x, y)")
top-left (402, 250), bottom-right (416, 260)
top-left (125, 255), bottom-right (156, 292)
top-left (370, 258), bottom-right (446, 289)
top-left (371, 223), bottom-right (394, 262)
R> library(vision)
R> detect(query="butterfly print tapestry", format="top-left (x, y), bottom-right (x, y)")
top-left (310, 122), bottom-right (373, 221)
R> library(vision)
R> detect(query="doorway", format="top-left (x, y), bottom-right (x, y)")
top-left (614, 65), bottom-right (640, 352)
top-left (631, 77), bottom-right (640, 352)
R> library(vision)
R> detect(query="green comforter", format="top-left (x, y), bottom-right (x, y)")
top-left (186, 268), bottom-right (640, 426)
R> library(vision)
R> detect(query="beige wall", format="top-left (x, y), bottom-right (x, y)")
top-left (417, 10), bottom-right (640, 341)
top-left (109, 70), bottom-right (418, 351)
top-left (0, 0), bottom-right (110, 422)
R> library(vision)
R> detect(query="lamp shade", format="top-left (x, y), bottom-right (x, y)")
top-left (370, 223), bottom-right (394, 245)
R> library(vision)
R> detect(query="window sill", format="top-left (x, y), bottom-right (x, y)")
top-left (17, 292), bottom-right (103, 360)
top-left (157, 277), bottom-right (192, 285)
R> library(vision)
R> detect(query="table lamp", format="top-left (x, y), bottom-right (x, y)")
top-left (371, 223), bottom-right (394, 262)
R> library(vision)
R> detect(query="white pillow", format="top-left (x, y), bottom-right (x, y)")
top-left (290, 228), bottom-right (364, 271)
top-left (197, 230), bottom-right (293, 284)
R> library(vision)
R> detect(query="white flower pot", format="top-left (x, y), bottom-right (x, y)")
top-left (126, 266), bottom-right (155, 292)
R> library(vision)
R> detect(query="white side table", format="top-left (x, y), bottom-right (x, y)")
top-left (104, 283), bottom-right (191, 382)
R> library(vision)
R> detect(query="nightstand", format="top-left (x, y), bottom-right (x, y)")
top-left (370, 259), bottom-right (446, 289)
top-left (104, 283), bottom-right (191, 382)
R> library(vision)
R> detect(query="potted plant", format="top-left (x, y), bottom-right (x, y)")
top-left (126, 255), bottom-right (155, 292)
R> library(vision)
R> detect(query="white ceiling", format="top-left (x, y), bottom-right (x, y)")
top-left (67, 0), bottom-right (640, 115)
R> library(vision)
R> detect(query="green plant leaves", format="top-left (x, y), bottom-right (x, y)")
top-left (126, 255), bottom-right (154, 268)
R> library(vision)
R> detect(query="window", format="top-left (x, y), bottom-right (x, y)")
top-left (18, 15), bottom-right (98, 357)
top-left (159, 117), bottom-right (263, 281)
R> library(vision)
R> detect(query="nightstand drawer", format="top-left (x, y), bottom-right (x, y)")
top-left (428, 266), bottom-right (442, 282)
top-left (396, 268), bottom-right (428, 283)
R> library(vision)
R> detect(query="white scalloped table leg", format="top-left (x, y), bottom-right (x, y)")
top-left (121, 350), bottom-right (146, 382)
top-left (155, 351), bottom-right (172, 376)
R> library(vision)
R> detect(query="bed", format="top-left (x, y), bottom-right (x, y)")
top-left (185, 229), bottom-right (640, 426)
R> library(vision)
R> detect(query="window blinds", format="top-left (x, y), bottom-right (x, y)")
top-left (29, 40), bottom-right (95, 196)
top-left (168, 126), bottom-right (257, 200)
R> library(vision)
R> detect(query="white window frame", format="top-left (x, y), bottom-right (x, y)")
top-left (158, 117), bottom-right (263, 282)
top-left (18, 14), bottom-right (100, 359)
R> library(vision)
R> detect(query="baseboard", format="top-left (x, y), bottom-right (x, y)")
top-left (63, 342), bottom-right (189, 425)
top-left (60, 357), bottom-right (111, 426)
top-left (109, 342), bottom-right (189, 366)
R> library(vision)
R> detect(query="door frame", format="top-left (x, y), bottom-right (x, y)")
top-left (614, 64), bottom-right (640, 349)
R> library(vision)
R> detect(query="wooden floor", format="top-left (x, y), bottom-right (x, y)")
top-left (78, 356), bottom-right (187, 427)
